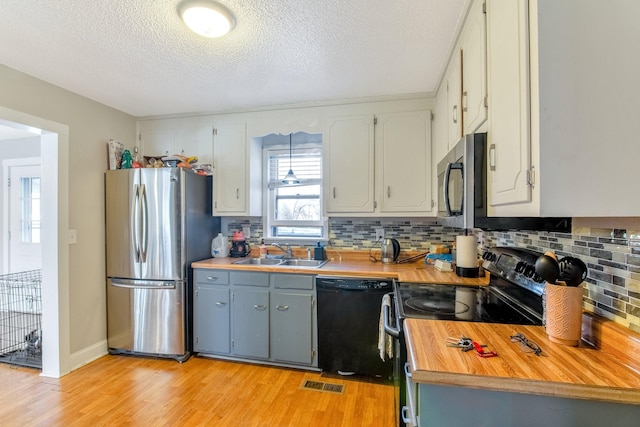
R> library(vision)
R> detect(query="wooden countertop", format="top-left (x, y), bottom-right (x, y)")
top-left (404, 317), bottom-right (640, 405)
top-left (191, 251), bottom-right (489, 286)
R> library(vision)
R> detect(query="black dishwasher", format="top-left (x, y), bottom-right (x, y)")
top-left (317, 276), bottom-right (393, 379)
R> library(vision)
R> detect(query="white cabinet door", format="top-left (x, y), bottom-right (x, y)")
top-left (139, 118), bottom-right (213, 164)
top-left (140, 127), bottom-right (175, 158)
top-left (486, 0), bottom-right (531, 206)
top-left (212, 123), bottom-right (247, 214)
top-left (324, 115), bottom-right (375, 213)
top-left (461, 0), bottom-right (488, 134)
top-left (378, 111), bottom-right (433, 213)
top-left (179, 117), bottom-right (214, 167)
top-left (446, 54), bottom-right (463, 151)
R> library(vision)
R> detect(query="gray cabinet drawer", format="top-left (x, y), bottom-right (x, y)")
top-left (271, 274), bottom-right (314, 290)
top-left (230, 271), bottom-right (270, 287)
top-left (194, 269), bottom-right (229, 285)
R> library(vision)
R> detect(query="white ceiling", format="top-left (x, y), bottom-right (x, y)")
top-left (0, 0), bottom-right (467, 118)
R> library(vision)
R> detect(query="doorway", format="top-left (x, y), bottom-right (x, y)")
top-left (0, 106), bottom-right (69, 378)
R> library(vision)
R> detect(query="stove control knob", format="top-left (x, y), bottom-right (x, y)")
top-left (532, 273), bottom-right (544, 283)
top-left (524, 264), bottom-right (537, 278)
top-left (482, 251), bottom-right (497, 261)
top-left (515, 261), bottom-right (526, 274)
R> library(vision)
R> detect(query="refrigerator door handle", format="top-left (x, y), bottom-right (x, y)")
top-left (140, 183), bottom-right (148, 262)
top-left (132, 184), bottom-right (141, 263)
top-left (111, 278), bottom-right (177, 290)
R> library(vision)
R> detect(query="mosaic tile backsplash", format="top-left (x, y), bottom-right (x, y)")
top-left (223, 217), bottom-right (640, 333)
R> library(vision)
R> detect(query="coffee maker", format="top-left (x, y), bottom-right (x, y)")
top-left (230, 230), bottom-right (251, 257)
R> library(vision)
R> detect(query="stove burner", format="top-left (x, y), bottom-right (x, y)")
top-left (405, 297), bottom-right (469, 316)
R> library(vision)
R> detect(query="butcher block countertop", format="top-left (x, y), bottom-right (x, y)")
top-left (191, 250), bottom-right (489, 286)
top-left (404, 315), bottom-right (640, 405)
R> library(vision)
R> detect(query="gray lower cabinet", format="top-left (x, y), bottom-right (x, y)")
top-left (271, 292), bottom-right (313, 364)
top-left (416, 384), bottom-right (640, 427)
top-left (194, 285), bottom-right (230, 354)
top-left (194, 270), bottom-right (230, 354)
top-left (193, 268), bottom-right (317, 368)
top-left (233, 288), bottom-right (269, 359)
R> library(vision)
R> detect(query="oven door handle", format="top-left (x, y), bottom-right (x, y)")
top-left (383, 292), bottom-right (401, 338)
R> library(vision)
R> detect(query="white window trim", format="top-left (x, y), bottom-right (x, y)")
top-left (262, 144), bottom-right (328, 244)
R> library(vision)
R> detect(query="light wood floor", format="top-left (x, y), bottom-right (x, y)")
top-left (0, 355), bottom-right (395, 426)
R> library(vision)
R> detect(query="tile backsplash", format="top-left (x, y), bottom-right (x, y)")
top-left (479, 228), bottom-right (640, 334)
top-left (223, 217), bottom-right (640, 333)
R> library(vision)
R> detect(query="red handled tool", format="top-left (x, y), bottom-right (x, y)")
top-left (473, 341), bottom-right (498, 358)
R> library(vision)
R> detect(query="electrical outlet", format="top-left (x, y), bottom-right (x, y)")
top-left (243, 226), bottom-right (251, 239)
top-left (375, 228), bottom-right (385, 240)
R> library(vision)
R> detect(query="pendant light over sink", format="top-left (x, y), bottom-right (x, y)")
top-left (282, 133), bottom-right (300, 185)
top-left (178, 0), bottom-right (235, 38)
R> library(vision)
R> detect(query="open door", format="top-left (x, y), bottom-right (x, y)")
top-left (3, 159), bottom-right (41, 274)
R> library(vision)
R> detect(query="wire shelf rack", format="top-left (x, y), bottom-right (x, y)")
top-left (0, 269), bottom-right (42, 369)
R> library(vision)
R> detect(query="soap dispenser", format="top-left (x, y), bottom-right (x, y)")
top-left (313, 241), bottom-right (326, 261)
top-left (259, 239), bottom-right (267, 258)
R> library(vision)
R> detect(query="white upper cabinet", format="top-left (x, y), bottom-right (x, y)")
top-left (486, 0), bottom-right (531, 207)
top-left (461, 0), bottom-right (488, 135)
top-left (138, 116), bottom-right (213, 165)
top-left (212, 122), bottom-right (262, 216)
top-left (378, 111), bottom-right (432, 213)
top-left (487, 0), bottom-right (640, 217)
top-left (446, 53), bottom-right (463, 151)
top-left (324, 115), bottom-right (376, 214)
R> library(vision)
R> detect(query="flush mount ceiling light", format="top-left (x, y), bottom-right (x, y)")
top-left (282, 133), bottom-right (300, 185)
top-left (178, 0), bottom-right (235, 38)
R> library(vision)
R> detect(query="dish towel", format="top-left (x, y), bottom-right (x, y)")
top-left (378, 294), bottom-right (394, 361)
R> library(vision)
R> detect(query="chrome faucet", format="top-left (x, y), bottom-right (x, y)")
top-left (271, 243), bottom-right (294, 258)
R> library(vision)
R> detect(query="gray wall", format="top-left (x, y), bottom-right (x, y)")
top-left (0, 64), bottom-right (136, 361)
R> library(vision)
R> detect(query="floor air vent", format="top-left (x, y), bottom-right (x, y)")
top-left (300, 379), bottom-right (345, 394)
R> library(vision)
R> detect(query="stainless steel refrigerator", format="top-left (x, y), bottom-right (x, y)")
top-left (105, 168), bottom-right (220, 362)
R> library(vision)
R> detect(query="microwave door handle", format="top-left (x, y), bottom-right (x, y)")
top-left (444, 162), bottom-right (463, 216)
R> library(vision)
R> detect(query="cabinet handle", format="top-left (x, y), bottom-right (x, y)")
top-left (462, 91), bottom-right (468, 112)
top-left (332, 187), bottom-right (336, 198)
top-left (206, 276), bottom-right (218, 281)
top-left (215, 301), bottom-right (226, 307)
top-left (253, 305), bottom-right (267, 311)
top-left (236, 188), bottom-right (240, 199)
top-left (387, 186), bottom-right (391, 198)
top-left (452, 105), bottom-right (458, 124)
top-left (489, 144), bottom-right (496, 171)
top-left (401, 406), bottom-right (411, 424)
top-left (276, 305), bottom-right (289, 311)
top-left (404, 362), bottom-right (412, 379)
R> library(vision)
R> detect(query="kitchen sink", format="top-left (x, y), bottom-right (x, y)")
top-left (232, 258), bottom-right (328, 268)
top-left (232, 258), bottom-right (284, 266)
top-left (278, 259), bottom-right (329, 268)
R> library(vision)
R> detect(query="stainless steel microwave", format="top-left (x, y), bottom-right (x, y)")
top-left (437, 133), bottom-right (571, 232)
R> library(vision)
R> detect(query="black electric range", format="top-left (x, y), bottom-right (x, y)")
top-left (395, 246), bottom-right (546, 325)
top-left (385, 246), bottom-right (546, 427)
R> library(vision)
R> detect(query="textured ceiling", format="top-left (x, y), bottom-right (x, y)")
top-left (0, 0), bottom-right (467, 117)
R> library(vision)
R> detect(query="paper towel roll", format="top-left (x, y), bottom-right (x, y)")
top-left (456, 235), bottom-right (477, 268)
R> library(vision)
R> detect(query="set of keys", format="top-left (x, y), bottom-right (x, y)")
top-left (445, 335), bottom-right (498, 358)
